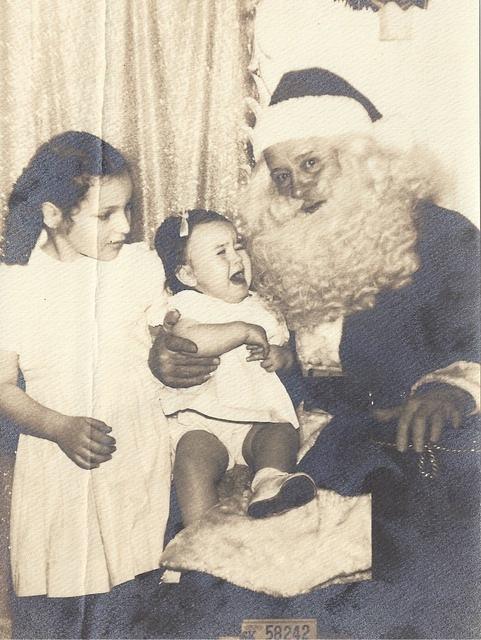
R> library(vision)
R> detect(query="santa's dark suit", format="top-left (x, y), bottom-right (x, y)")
top-left (294, 202), bottom-right (480, 489)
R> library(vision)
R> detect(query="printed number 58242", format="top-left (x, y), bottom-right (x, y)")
top-left (266, 623), bottom-right (311, 639)
top-left (241, 619), bottom-right (317, 640)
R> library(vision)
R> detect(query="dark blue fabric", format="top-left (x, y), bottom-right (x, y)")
top-left (11, 570), bottom-right (163, 639)
top-left (0, 372), bottom-right (24, 453)
top-left (151, 204), bottom-right (481, 639)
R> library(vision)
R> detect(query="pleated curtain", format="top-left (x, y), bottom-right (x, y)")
top-left (0, 0), bottom-right (252, 245)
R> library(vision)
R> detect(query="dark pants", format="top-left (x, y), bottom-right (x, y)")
top-left (11, 570), bottom-right (163, 639)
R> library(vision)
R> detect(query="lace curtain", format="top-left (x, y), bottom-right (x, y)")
top-left (0, 0), bottom-right (253, 246)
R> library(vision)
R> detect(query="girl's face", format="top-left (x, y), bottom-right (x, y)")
top-left (181, 221), bottom-right (252, 303)
top-left (58, 173), bottom-right (132, 261)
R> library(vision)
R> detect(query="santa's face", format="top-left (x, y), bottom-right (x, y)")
top-left (240, 134), bottom-right (421, 328)
top-left (263, 137), bottom-right (341, 214)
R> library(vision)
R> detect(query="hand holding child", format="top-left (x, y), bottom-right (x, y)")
top-left (149, 309), bottom-right (220, 388)
top-left (53, 416), bottom-right (116, 470)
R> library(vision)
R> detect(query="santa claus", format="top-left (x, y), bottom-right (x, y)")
top-left (237, 68), bottom-right (480, 485)
top-left (149, 68), bottom-right (480, 638)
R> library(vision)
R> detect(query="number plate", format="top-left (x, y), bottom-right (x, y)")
top-left (240, 619), bottom-right (317, 639)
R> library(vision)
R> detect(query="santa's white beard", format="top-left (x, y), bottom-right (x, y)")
top-left (243, 176), bottom-right (420, 330)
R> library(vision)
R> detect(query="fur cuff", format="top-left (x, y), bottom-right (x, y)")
top-left (411, 361), bottom-right (481, 414)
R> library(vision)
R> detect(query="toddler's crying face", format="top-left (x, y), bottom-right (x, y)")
top-left (177, 220), bottom-right (252, 303)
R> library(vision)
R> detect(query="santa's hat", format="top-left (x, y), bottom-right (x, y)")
top-left (252, 68), bottom-right (413, 160)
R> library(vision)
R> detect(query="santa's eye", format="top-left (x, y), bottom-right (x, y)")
top-left (303, 157), bottom-right (320, 171)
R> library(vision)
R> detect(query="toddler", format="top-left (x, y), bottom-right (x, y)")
top-left (155, 209), bottom-right (317, 525)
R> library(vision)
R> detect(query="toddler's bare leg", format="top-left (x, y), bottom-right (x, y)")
top-left (174, 430), bottom-right (229, 526)
top-left (242, 422), bottom-right (299, 473)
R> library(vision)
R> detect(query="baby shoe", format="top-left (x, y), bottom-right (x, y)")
top-left (247, 467), bottom-right (317, 518)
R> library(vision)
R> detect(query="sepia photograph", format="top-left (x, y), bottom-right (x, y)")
top-left (0, 1), bottom-right (479, 638)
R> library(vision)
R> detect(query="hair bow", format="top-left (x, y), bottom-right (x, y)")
top-left (178, 211), bottom-right (189, 237)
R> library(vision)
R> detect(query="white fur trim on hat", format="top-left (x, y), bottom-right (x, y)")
top-left (252, 95), bottom-right (374, 160)
top-left (252, 96), bottom-right (416, 160)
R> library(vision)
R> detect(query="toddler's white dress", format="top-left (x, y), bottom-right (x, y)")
top-left (0, 243), bottom-right (170, 597)
top-left (161, 290), bottom-right (299, 428)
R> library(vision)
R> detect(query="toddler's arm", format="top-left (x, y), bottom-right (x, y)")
top-left (246, 343), bottom-right (295, 372)
top-left (165, 309), bottom-right (269, 358)
top-left (261, 344), bottom-right (295, 372)
top-left (0, 350), bottom-right (116, 469)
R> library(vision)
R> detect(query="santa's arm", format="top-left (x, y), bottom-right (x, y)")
top-left (410, 210), bottom-right (480, 414)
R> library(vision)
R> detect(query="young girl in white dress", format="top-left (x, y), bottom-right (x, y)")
top-left (154, 210), bottom-right (317, 526)
top-left (0, 131), bottom-right (171, 638)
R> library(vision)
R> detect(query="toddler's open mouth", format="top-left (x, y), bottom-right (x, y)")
top-left (230, 269), bottom-right (246, 285)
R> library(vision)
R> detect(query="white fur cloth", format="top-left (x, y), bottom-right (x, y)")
top-left (161, 477), bottom-right (371, 597)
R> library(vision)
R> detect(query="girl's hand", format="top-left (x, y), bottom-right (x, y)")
top-left (373, 384), bottom-right (472, 453)
top-left (244, 324), bottom-right (270, 359)
top-left (53, 416), bottom-right (117, 470)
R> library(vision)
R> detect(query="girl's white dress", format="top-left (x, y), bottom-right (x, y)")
top-left (161, 290), bottom-right (299, 428)
top-left (0, 243), bottom-right (170, 597)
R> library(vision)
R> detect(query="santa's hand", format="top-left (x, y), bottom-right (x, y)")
top-left (148, 318), bottom-right (219, 388)
top-left (373, 384), bottom-right (472, 453)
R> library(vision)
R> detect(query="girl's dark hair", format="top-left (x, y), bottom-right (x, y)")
top-left (154, 209), bottom-right (230, 294)
top-left (2, 130), bottom-right (129, 264)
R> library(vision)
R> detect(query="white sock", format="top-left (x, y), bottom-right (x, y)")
top-left (251, 467), bottom-right (288, 492)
